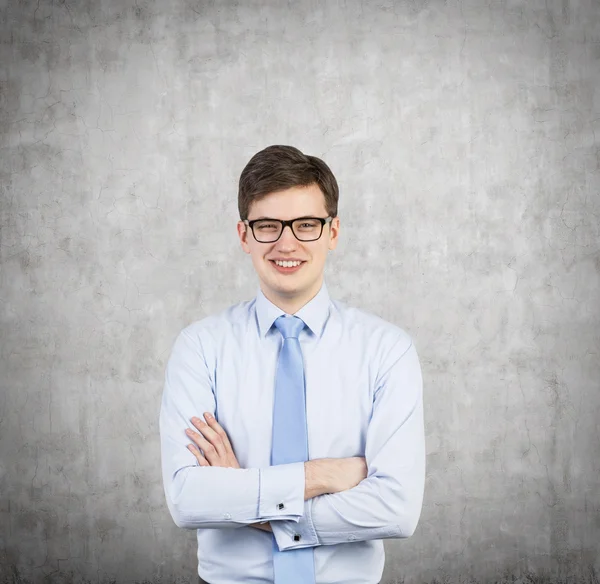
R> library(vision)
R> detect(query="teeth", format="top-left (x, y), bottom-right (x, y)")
top-left (274, 260), bottom-right (302, 268)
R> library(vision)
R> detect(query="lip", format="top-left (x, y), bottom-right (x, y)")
top-left (269, 259), bottom-right (306, 274)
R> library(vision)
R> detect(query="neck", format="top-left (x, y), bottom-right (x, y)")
top-left (261, 276), bottom-right (323, 315)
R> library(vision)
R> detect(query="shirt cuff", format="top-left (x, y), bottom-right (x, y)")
top-left (258, 462), bottom-right (305, 521)
top-left (271, 498), bottom-right (319, 550)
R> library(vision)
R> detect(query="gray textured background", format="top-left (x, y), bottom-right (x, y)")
top-left (1, 0), bottom-right (599, 583)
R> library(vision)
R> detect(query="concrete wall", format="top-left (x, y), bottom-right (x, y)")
top-left (1, 0), bottom-right (599, 582)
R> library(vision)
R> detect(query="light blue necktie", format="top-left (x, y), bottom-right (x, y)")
top-left (271, 315), bottom-right (316, 584)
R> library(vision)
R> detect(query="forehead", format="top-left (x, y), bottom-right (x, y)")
top-left (248, 184), bottom-right (327, 219)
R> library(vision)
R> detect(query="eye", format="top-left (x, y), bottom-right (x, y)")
top-left (298, 220), bottom-right (319, 229)
top-left (256, 222), bottom-right (278, 230)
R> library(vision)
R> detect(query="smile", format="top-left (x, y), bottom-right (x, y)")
top-left (270, 260), bottom-right (306, 274)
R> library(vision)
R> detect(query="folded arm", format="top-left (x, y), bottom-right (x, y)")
top-left (270, 337), bottom-right (426, 550)
top-left (159, 328), bottom-right (308, 529)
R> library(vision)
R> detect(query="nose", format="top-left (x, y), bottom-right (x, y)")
top-left (278, 224), bottom-right (297, 243)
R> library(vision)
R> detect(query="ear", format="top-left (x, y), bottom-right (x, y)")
top-left (237, 221), bottom-right (251, 254)
top-left (328, 217), bottom-right (340, 251)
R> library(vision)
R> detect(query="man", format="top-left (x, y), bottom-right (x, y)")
top-left (159, 145), bottom-right (425, 584)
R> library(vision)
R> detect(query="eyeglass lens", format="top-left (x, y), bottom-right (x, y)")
top-left (253, 219), bottom-right (323, 242)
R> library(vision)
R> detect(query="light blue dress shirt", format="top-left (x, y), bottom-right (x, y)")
top-left (159, 279), bottom-right (425, 584)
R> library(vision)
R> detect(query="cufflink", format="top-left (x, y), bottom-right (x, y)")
top-left (277, 503), bottom-right (285, 510)
top-left (293, 534), bottom-right (301, 541)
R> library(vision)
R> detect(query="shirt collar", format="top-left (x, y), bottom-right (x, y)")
top-left (255, 279), bottom-right (331, 339)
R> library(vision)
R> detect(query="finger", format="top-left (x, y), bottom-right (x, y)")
top-left (203, 413), bottom-right (235, 453)
top-left (186, 428), bottom-right (220, 464)
top-left (187, 444), bottom-right (210, 466)
top-left (191, 417), bottom-right (226, 456)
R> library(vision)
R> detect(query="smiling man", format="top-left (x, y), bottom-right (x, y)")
top-left (159, 145), bottom-right (425, 584)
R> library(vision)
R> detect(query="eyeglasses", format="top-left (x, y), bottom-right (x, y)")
top-left (243, 216), bottom-right (333, 243)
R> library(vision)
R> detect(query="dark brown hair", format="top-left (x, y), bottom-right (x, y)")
top-left (238, 145), bottom-right (339, 221)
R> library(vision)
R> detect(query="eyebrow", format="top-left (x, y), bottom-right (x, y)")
top-left (252, 215), bottom-right (319, 221)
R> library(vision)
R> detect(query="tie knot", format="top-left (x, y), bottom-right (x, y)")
top-left (274, 315), bottom-right (305, 339)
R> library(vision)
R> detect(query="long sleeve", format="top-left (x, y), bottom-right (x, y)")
top-left (159, 327), bottom-right (306, 530)
top-left (271, 337), bottom-right (425, 550)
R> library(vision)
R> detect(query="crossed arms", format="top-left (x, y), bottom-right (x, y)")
top-left (159, 328), bottom-right (425, 550)
top-left (183, 411), bottom-right (369, 534)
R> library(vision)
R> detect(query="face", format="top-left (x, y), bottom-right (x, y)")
top-left (237, 183), bottom-right (340, 313)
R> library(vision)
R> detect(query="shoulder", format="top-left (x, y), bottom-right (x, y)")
top-left (333, 301), bottom-right (421, 396)
top-left (332, 298), bottom-right (413, 350)
top-left (175, 298), bottom-right (253, 348)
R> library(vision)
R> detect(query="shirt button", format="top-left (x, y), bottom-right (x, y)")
top-left (277, 503), bottom-right (285, 510)
top-left (348, 534), bottom-right (357, 541)
top-left (223, 513), bottom-right (232, 520)
top-left (293, 534), bottom-right (301, 541)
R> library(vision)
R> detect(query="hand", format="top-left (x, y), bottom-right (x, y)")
top-left (306, 457), bottom-right (367, 497)
top-left (329, 456), bottom-right (368, 492)
top-left (185, 412), bottom-right (241, 469)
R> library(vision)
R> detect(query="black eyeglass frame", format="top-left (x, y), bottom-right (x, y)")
top-left (243, 216), bottom-right (333, 243)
